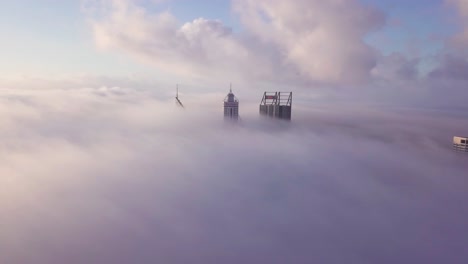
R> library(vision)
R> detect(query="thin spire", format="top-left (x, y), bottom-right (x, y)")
top-left (230, 83), bottom-right (232, 93)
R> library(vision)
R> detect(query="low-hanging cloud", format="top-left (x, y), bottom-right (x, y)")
top-left (1, 81), bottom-right (467, 264)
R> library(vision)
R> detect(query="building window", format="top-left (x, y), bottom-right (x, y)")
top-left (462, 140), bottom-right (466, 144)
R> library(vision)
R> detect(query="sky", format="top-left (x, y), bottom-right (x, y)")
top-left (0, 0), bottom-right (462, 80)
top-left (0, 0), bottom-right (467, 106)
top-left (1, 1), bottom-right (468, 264)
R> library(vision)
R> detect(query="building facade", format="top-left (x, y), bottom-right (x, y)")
top-left (224, 88), bottom-right (239, 120)
top-left (453, 136), bottom-right (468, 152)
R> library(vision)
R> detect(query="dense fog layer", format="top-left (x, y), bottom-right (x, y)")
top-left (1, 86), bottom-right (467, 264)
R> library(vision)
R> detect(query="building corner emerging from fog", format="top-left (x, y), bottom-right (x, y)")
top-left (259, 92), bottom-right (292, 120)
top-left (224, 87), bottom-right (239, 120)
top-left (453, 136), bottom-right (468, 152)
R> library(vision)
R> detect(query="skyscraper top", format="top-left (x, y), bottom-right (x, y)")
top-left (224, 85), bottom-right (239, 120)
top-left (226, 84), bottom-right (237, 103)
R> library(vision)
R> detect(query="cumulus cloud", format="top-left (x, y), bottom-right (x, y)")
top-left (86, 0), bottom-right (384, 85)
top-left (88, 0), bottom-right (249, 79)
top-left (233, 0), bottom-right (384, 84)
top-left (1, 80), bottom-right (468, 264)
top-left (82, 0), bottom-right (468, 101)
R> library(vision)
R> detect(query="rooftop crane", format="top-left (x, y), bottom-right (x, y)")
top-left (175, 84), bottom-right (184, 108)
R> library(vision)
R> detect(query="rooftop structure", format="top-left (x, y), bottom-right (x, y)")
top-left (224, 85), bottom-right (239, 120)
top-left (453, 136), bottom-right (468, 152)
top-left (259, 92), bottom-right (292, 120)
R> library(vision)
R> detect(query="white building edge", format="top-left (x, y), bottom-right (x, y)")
top-left (453, 136), bottom-right (468, 152)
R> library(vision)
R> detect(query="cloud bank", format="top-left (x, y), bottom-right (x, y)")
top-left (1, 83), bottom-right (467, 264)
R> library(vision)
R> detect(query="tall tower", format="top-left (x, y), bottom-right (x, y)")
top-left (224, 85), bottom-right (239, 120)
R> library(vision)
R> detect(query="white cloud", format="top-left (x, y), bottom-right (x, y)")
top-left (80, 0), bottom-right (468, 110)
top-left (86, 0), bottom-right (384, 85)
top-left (233, 0), bottom-right (384, 84)
top-left (88, 0), bottom-right (249, 80)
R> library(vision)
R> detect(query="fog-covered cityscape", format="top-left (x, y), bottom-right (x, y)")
top-left (1, 1), bottom-right (468, 264)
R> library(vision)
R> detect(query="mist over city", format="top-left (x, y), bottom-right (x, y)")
top-left (1, 0), bottom-right (468, 263)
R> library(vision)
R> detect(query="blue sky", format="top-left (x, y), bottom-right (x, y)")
top-left (0, 1), bottom-right (149, 77)
top-left (0, 0), bottom-right (460, 78)
top-left (365, 0), bottom-right (456, 55)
